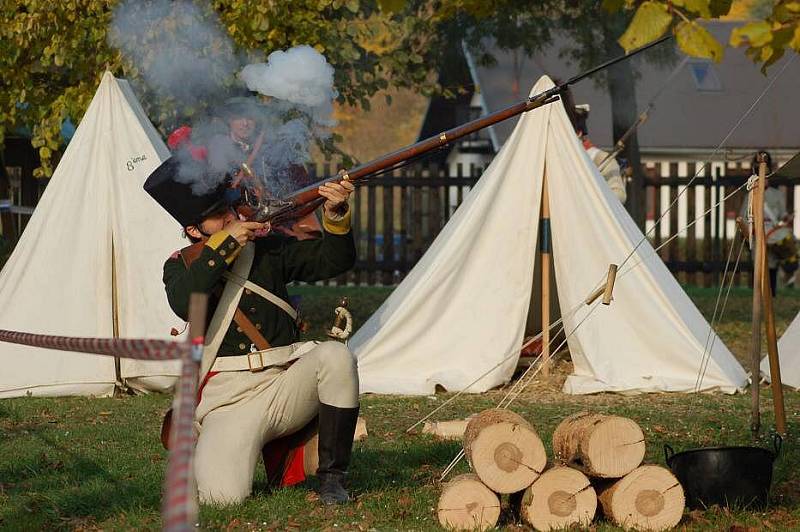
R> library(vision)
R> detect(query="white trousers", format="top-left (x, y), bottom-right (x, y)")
top-left (194, 341), bottom-right (359, 504)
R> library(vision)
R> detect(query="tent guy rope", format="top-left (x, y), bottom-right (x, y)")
top-left (618, 180), bottom-right (748, 278)
top-left (616, 52), bottom-right (797, 274)
top-left (405, 284), bottom-right (609, 435)
top-left (439, 299), bottom-right (607, 481)
top-left (695, 237), bottom-right (746, 392)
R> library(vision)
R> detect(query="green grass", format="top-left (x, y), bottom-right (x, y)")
top-left (1, 286), bottom-right (800, 530)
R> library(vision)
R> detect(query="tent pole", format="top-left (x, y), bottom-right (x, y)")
top-left (749, 158), bottom-right (767, 436)
top-left (758, 173), bottom-right (787, 436)
top-left (111, 237), bottom-right (125, 395)
top-left (541, 172), bottom-right (551, 376)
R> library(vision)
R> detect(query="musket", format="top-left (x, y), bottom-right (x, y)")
top-left (596, 55), bottom-right (689, 172)
top-left (238, 35), bottom-right (672, 225)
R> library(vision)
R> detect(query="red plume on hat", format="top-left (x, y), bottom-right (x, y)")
top-left (167, 125), bottom-right (208, 161)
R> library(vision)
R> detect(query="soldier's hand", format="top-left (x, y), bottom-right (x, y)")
top-left (224, 220), bottom-right (268, 247)
top-left (320, 180), bottom-right (354, 220)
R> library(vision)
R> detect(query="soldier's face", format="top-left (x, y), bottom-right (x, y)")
top-left (186, 209), bottom-right (237, 241)
top-left (229, 117), bottom-right (256, 142)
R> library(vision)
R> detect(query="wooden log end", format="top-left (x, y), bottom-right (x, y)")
top-left (520, 466), bottom-right (597, 531)
top-left (553, 413), bottom-right (645, 478)
top-left (422, 419), bottom-right (470, 441)
top-left (597, 465), bottom-right (685, 531)
top-left (437, 473), bottom-right (501, 531)
top-left (584, 416), bottom-right (646, 478)
top-left (464, 409), bottom-right (547, 493)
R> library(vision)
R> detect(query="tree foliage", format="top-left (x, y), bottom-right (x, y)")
top-left (1, 1), bottom-right (118, 177)
top-left (0, 0), bottom-right (438, 177)
top-left (614, 0), bottom-right (800, 71)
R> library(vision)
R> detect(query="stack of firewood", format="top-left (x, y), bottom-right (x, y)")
top-left (436, 410), bottom-right (685, 532)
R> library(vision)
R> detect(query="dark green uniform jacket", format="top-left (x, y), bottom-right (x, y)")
top-left (163, 218), bottom-right (355, 357)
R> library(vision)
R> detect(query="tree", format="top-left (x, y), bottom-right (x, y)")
top-left (614, 0), bottom-right (800, 71)
top-left (0, 0), bottom-right (439, 177)
top-left (432, 1), bottom-right (675, 227)
top-left (0, 1), bottom-right (117, 177)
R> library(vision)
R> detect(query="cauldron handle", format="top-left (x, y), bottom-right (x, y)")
top-left (772, 433), bottom-right (783, 459)
top-left (664, 443), bottom-right (675, 465)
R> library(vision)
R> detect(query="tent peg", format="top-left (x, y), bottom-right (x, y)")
top-left (602, 264), bottom-right (618, 306)
top-left (584, 264), bottom-right (618, 305)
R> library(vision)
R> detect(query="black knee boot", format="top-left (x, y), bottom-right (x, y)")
top-left (316, 403), bottom-right (359, 505)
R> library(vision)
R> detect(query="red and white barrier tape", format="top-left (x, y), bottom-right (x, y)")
top-left (0, 328), bottom-right (200, 530)
top-left (0, 330), bottom-right (186, 360)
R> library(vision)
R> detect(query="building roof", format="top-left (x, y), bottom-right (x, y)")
top-left (463, 22), bottom-right (800, 152)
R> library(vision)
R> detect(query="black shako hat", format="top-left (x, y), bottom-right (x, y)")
top-left (218, 96), bottom-right (257, 121)
top-left (144, 157), bottom-right (229, 227)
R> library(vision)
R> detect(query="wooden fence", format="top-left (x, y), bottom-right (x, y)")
top-left (644, 160), bottom-right (800, 288)
top-left (334, 160), bottom-right (800, 287)
top-left (5, 160), bottom-right (800, 288)
top-left (309, 163), bottom-right (481, 286)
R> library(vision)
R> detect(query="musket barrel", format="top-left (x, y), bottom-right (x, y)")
top-left (267, 36), bottom-right (672, 223)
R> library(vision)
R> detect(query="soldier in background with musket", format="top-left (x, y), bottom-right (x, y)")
top-left (144, 156), bottom-right (360, 506)
top-left (560, 87), bottom-right (626, 203)
top-left (208, 97), bottom-right (323, 240)
top-left (740, 150), bottom-right (799, 294)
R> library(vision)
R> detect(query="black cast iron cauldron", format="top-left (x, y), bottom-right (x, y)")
top-left (664, 434), bottom-right (782, 510)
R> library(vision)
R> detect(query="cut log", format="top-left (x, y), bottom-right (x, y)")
top-left (423, 419), bottom-right (470, 440)
top-left (437, 473), bottom-right (501, 531)
top-left (597, 465), bottom-right (685, 531)
top-left (463, 409), bottom-right (547, 493)
top-left (519, 466), bottom-right (597, 531)
top-left (354, 416), bottom-right (368, 441)
top-left (552, 411), bottom-right (645, 478)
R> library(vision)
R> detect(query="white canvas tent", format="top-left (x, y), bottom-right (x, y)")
top-left (350, 76), bottom-right (748, 396)
top-left (761, 317), bottom-right (800, 389)
top-left (0, 72), bottom-right (186, 398)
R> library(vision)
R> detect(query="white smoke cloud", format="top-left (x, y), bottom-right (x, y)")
top-left (109, 2), bottom-right (340, 198)
top-left (240, 45), bottom-right (336, 106)
top-left (109, 0), bottom-right (238, 107)
top-left (240, 45), bottom-right (337, 125)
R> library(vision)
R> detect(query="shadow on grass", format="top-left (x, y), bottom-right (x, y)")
top-left (348, 438), bottom-right (462, 493)
top-left (0, 403), bottom-right (161, 529)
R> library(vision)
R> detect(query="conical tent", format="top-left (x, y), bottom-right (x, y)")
top-left (761, 316), bottom-right (800, 389)
top-left (0, 72), bottom-right (185, 398)
top-left (350, 76), bottom-right (748, 395)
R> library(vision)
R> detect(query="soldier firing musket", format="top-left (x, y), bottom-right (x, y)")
top-left (143, 34), bottom-right (669, 508)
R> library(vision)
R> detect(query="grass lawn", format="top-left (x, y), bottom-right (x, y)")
top-left (1, 286), bottom-right (799, 531)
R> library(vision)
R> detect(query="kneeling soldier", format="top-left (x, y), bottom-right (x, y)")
top-left (144, 158), bottom-right (359, 505)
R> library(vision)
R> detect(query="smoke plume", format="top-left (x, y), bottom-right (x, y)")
top-left (108, 1), bottom-right (338, 198)
top-left (108, 0), bottom-right (238, 107)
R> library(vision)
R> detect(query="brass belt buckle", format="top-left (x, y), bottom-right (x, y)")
top-left (247, 351), bottom-right (265, 372)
